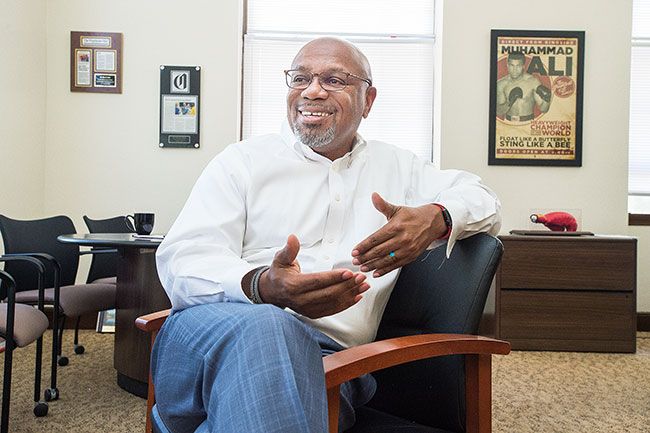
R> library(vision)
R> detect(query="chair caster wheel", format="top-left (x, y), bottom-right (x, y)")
top-left (34, 402), bottom-right (48, 417)
top-left (57, 356), bottom-right (69, 366)
top-left (44, 388), bottom-right (59, 401)
top-left (74, 344), bottom-right (85, 355)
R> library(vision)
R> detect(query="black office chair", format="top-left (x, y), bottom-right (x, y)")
top-left (0, 215), bottom-right (116, 367)
top-left (1, 260), bottom-right (51, 432)
top-left (82, 215), bottom-right (134, 286)
top-left (136, 233), bottom-right (509, 433)
top-left (344, 232), bottom-right (505, 433)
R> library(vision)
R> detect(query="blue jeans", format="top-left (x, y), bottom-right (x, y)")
top-left (151, 302), bottom-right (376, 433)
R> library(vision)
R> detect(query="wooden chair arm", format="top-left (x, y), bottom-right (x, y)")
top-left (135, 309), bottom-right (171, 333)
top-left (323, 334), bottom-right (511, 433)
top-left (135, 309), bottom-right (171, 433)
top-left (135, 313), bottom-right (510, 433)
top-left (324, 333), bottom-right (510, 387)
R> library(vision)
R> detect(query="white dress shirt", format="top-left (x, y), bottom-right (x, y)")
top-left (156, 122), bottom-right (501, 348)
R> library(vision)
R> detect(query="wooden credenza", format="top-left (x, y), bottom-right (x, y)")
top-left (495, 234), bottom-right (637, 352)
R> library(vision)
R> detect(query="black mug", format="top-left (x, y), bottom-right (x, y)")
top-left (126, 213), bottom-right (155, 235)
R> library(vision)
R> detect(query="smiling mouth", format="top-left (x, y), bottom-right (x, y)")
top-left (299, 109), bottom-right (333, 118)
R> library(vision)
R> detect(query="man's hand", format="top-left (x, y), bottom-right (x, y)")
top-left (258, 234), bottom-right (370, 319)
top-left (351, 193), bottom-right (447, 277)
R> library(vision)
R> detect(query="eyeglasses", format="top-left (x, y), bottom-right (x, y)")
top-left (284, 69), bottom-right (372, 92)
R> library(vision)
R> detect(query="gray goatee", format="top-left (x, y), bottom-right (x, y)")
top-left (292, 122), bottom-right (336, 149)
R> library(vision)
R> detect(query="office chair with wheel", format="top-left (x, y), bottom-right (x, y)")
top-left (1, 262), bottom-right (51, 432)
top-left (136, 233), bottom-right (510, 433)
top-left (0, 215), bottom-right (116, 366)
top-left (65, 215), bottom-right (135, 355)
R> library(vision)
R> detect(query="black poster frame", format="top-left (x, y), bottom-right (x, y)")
top-left (488, 30), bottom-right (585, 166)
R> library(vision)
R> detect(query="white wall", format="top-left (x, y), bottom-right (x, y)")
top-left (438, 0), bottom-right (649, 311)
top-left (4, 0), bottom-right (647, 311)
top-left (44, 0), bottom-right (242, 234)
top-left (440, 0), bottom-right (631, 232)
top-left (0, 0), bottom-right (46, 219)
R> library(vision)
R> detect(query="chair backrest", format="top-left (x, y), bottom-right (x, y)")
top-left (367, 233), bottom-right (503, 433)
top-left (0, 215), bottom-right (78, 297)
top-left (82, 215), bottom-right (134, 283)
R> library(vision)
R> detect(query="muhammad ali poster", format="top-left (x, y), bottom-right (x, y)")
top-left (488, 30), bottom-right (585, 166)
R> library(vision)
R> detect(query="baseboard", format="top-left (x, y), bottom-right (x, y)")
top-left (638, 313), bottom-right (650, 332)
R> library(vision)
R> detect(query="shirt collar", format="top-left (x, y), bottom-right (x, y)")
top-left (280, 120), bottom-right (367, 165)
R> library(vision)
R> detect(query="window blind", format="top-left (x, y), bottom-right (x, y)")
top-left (629, 0), bottom-right (650, 195)
top-left (242, 0), bottom-right (435, 161)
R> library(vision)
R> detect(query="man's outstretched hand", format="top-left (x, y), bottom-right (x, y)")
top-left (351, 193), bottom-right (447, 277)
top-left (258, 234), bottom-right (370, 319)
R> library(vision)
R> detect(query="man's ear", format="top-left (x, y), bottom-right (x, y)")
top-left (363, 86), bottom-right (377, 118)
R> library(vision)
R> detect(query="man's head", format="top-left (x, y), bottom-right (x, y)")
top-left (506, 52), bottom-right (526, 79)
top-left (286, 37), bottom-right (376, 160)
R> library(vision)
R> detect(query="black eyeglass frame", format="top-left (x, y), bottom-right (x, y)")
top-left (284, 69), bottom-right (372, 92)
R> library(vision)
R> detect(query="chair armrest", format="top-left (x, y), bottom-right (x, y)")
top-left (324, 333), bottom-right (510, 388)
top-left (0, 254), bottom-right (47, 275)
top-left (135, 309), bottom-right (171, 333)
top-left (0, 255), bottom-right (49, 308)
top-left (135, 308), bottom-right (171, 433)
top-left (323, 334), bottom-right (511, 433)
top-left (79, 249), bottom-right (118, 256)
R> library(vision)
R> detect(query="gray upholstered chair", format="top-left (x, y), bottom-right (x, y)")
top-left (1, 260), bottom-right (51, 433)
top-left (0, 215), bottom-right (116, 367)
top-left (82, 215), bottom-right (134, 286)
top-left (136, 233), bottom-right (509, 433)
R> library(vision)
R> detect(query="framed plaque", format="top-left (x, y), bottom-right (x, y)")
top-left (70, 31), bottom-right (123, 94)
top-left (159, 65), bottom-right (201, 149)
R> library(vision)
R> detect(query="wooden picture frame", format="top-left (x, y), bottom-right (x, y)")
top-left (488, 30), bottom-right (585, 166)
top-left (70, 31), bottom-right (123, 94)
top-left (96, 309), bottom-right (116, 333)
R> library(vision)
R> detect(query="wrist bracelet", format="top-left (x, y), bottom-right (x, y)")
top-left (433, 203), bottom-right (452, 240)
top-left (250, 265), bottom-right (270, 304)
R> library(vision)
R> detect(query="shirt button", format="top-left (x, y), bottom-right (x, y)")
top-left (328, 238), bottom-right (334, 243)
top-left (335, 194), bottom-right (341, 202)
top-left (323, 255), bottom-right (330, 260)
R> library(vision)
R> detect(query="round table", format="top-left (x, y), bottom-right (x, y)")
top-left (58, 233), bottom-right (171, 398)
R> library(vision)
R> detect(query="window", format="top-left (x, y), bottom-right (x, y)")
top-left (242, 0), bottom-right (435, 161)
top-left (629, 0), bottom-right (650, 214)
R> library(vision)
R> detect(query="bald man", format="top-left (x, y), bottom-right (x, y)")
top-left (153, 37), bottom-right (501, 433)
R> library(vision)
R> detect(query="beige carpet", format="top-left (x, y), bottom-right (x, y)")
top-left (493, 332), bottom-right (650, 433)
top-left (1, 330), bottom-right (146, 432)
top-left (1, 330), bottom-right (649, 432)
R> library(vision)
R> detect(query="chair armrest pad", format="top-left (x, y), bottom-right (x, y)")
top-left (324, 334), bottom-right (510, 388)
top-left (135, 309), bottom-right (171, 332)
top-left (79, 249), bottom-right (118, 255)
